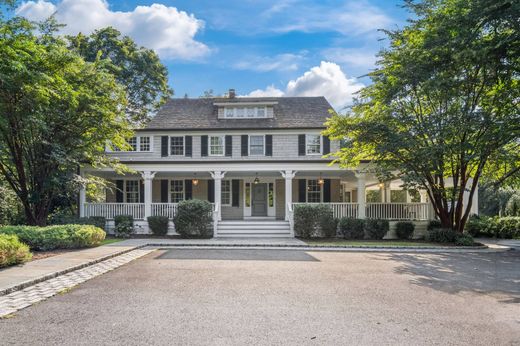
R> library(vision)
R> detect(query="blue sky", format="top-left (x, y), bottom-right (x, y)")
top-left (15, 0), bottom-right (410, 108)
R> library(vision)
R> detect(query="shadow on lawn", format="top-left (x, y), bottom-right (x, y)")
top-left (383, 251), bottom-right (520, 303)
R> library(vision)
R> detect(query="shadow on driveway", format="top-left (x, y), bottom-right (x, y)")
top-left (156, 249), bottom-right (320, 262)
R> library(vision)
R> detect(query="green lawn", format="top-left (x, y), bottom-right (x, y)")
top-left (101, 237), bottom-right (124, 246)
top-left (304, 239), bottom-right (453, 247)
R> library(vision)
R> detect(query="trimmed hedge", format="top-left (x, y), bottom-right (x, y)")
top-left (426, 228), bottom-right (458, 243)
top-left (465, 216), bottom-right (520, 239)
top-left (395, 221), bottom-right (415, 240)
top-left (294, 204), bottom-right (337, 238)
top-left (114, 215), bottom-right (134, 238)
top-left (0, 225), bottom-right (105, 251)
top-left (364, 219), bottom-right (389, 240)
top-left (50, 214), bottom-right (106, 230)
top-left (0, 234), bottom-right (32, 267)
top-left (147, 216), bottom-right (169, 236)
top-left (338, 218), bottom-right (365, 239)
top-left (174, 199), bottom-right (213, 238)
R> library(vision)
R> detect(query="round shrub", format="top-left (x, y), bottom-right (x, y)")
top-left (455, 233), bottom-right (475, 246)
top-left (71, 225), bottom-right (105, 247)
top-left (0, 234), bottom-right (32, 268)
top-left (147, 216), bottom-right (169, 236)
top-left (364, 219), bottom-right (389, 239)
top-left (86, 216), bottom-right (107, 230)
top-left (395, 221), bottom-right (415, 240)
top-left (174, 199), bottom-right (213, 238)
top-left (427, 219), bottom-right (442, 230)
top-left (114, 215), bottom-right (134, 238)
top-left (426, 228), bottom-right (458, 243)
top-left (338, 218), bottom-right (365, 239)
top-left (294, 204), bottom-right (336, 238)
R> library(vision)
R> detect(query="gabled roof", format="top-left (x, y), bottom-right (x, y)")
top-left (143, 96), bottom-right (334, 130)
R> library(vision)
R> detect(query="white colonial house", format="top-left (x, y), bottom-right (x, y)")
top-left (79, 90), bottom-right (478, 237)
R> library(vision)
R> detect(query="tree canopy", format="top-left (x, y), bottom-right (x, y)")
top-left (0, 18), bottom-right (132, 225)
top-left (325, 0), bottom-right (520, 231)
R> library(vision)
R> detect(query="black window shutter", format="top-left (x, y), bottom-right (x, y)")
top-left (184, 180), bottom-right (193, 200)
top-left (241, 135), bottom-right (248, 156)
top-left (298, 135), bottom-right (306, 156)
top-left (265, 135), bottom-right (273, 156)
top-left (298, 179), bottom-right (306, 202)
top-left (323, 136), bottom-right (330, 155)
top-left (161, 136), bottom-right (168, 157)
top-left (139, 180), bottom-right (144, 203)
top-left (116, 180), bottom-right (124, 203)
top-left (201, 136), bottom-right (208, 157)
top-left (232, 180), bottom-right (240, 207)
top-left (207, 179), bottom-right (215, 203)
top-left (225, 135), bottom-right (232, 157)
top-left (160, 180), bottom-right (168, 203)
top-left (185, 136), bottom-right (192, 157)
top-left (323, 179), bottom-right (331, 202)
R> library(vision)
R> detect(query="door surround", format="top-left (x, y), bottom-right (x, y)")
top-left (243, 177), bottom-right (276, 218)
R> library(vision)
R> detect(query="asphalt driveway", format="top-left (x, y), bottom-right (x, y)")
top-left (1, 249), bottom-right (519, 345)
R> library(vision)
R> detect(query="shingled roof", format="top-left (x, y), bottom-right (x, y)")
top-left (142, 96), bottom-right (334, 130)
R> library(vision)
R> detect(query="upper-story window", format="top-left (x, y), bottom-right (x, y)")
top-left (209, 135), bottom-right (224, 156)
top-left (223, 106), bottom-right (268, 119)
top-left (306, 134), bottom-right (321, 155)
top-left (110, 136), bottom-right (152, 152)
top-left (140, 137), bottom-right (150, 151)
top-left (170, 136), bottom-right (184, 156)
top-left (249, 135), bottom-right (265, 155)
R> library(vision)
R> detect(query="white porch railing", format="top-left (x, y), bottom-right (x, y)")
top-left (292, 202), bottom-right (359, 219)
top-left (365, 203), bottom-right (430, 220)
top-left (83, 203), bottom-right (145, 220)
top-left (151, 203), bottom-right (178, 219)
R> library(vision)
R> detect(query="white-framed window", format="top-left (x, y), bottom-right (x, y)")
top-left (170, 180), bottom-right (184, 203)
top-left (125, 180), bottom-right (140, 203)
top-left (249, 135), bottom-right (265, 156)
top-left (140, 137), bottom-right (150, 151)
top-left (127, 137), bottom-right (137, 151)
top-left (109, 136), bottom-right (151, 152)
top-left (209, 135), bottom-right (225, 156)
top-left (222, 106), bottom-right (268, 119)
top-left (170, 136), bottom-right (184, 156)
top-left (221, 180), bottom-right (231, 206)
top-left (306, 134), bottom-right (321, 155)
top-left (307, 179), bottom-right (322, 203)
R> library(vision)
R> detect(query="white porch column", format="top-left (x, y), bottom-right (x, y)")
top-left (355, 172), bottom-right (366, 219)
top-left (419, 190), bottom-right (428, 203)
top-left (141, 171), bottom-right (156, 218)
top-left (463, 178), bottom-right (479, 215)
top-left (79, 186), bottom-right (86, 218)
top-left (210, 171), bottom-right (226, 221)
top-left (281, 170), bottom-right (296, 221)
top-left (384, 183), bottom-right (392, 203)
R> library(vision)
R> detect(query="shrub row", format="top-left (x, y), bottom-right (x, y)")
top-left (50, 215), bottom-right (107, 230)
top-left (0, 224), bottom-right (106, 251)
top-left (0, 234), bottom-right (32, 268)
top-left (465, 216), bottom-right (520, 239)
top-left (294, 204), bottom-right (338, 238)
top-left (426, 220), bottom-right (476, 245)
top-left (337, 218), bottom-right (392, 240)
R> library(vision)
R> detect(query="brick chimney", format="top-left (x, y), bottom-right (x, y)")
top-left (228, 88), bottom-right (236, 98)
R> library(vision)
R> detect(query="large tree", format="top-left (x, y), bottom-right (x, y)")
top-left (67, 27), bottom-right (172, 125)
top-left (325, 0), bottom-right (520, 232)
top-left (0, 18), bottom-right (132, 225)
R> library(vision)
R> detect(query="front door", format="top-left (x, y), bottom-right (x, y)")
top-left (252, 183), bottom-right (268, 216)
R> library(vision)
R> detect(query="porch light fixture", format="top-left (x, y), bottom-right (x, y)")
top-left (378, 182), bottom-right (384, 189)
top-left (192, 173), bottom-right (199, 186)
top-left (317, 173), bottom-right (324, 186)
top-left (254, 173), bottom-right (260, 185)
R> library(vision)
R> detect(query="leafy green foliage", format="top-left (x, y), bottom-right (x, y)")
top-left (426, 228), bottom-right (459, 243)
top-left (0, 224), bottom-right (105, 250)
top-left (454, 234), bottom-right (475, 246)
top-left (67, 27), bottom-right (172, 125)
top-left (294, 204), bottom-right (337, 238)
top-left (0, 234), bottom-right (31, 268)
top-left (114, 215), bottom-right (134, 238)
top-left (174, 200), bottom-right (213, 238)
top-left (325, 0), bottom-right (520, 232)
top-left (505, 194), bottom-right (520, 216)
top-left (147, 216), bottom-right (169, 236)
top-left (338, 218), bottom-right (365, 239)
top-left (0, 18), bottom-right (132, 225)
top-left (465, 215), bottom-right (520, 238)
top-left (395, 221), bottom-right (415, 240)
top-left (364, 219), bottom-right (389, 240)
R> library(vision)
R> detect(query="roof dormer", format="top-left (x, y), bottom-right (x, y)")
top-left (214, 102), bottom-right (277, 119)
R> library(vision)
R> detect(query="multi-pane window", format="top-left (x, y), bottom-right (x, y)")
top-left (306, 135), bottom-right (321, 155)
top-left (170, 136), bottom-right (184, 156)
top-left (221, 180), bottom-right (231, 205)
top-left (140, 137), bottom-right (150, 151)
top-left (307, 179), bottom-right (321, 203)
top-left (209, 136), bottom-right (224, 156)
top-left (249, 135), bottom-right (265, 155)
top-left (170, 180), bottom-right (184, 203)
top-left (223, 106), bottom-right (268, 118)
top-left (128, 137), bottom-right (137, 151)
top-left (125, 180), bottom-right (139, 203)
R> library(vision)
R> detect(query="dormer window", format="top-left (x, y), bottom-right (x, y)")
top-left (223, 106), bottom-right (267, 119)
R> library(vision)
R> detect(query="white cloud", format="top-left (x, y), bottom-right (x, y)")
top-left (16, 0), bottom-right (209, 60)
top-left (246, 61), bottom-right (364, 110)
top-left (233, 53), bottom-right (304, 72)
